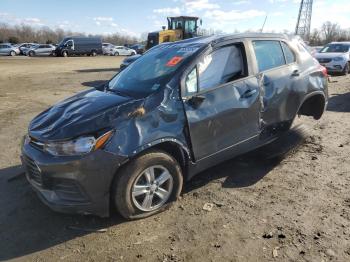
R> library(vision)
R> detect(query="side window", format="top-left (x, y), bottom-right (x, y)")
top-left (39, 45), bottom-right (45, 48)
top-left (185, 67), bottom-right (198, 94)
top-left (281, 42), bottom-right (296, 64)
top-left (253, 40), bottom-right (286, 72)
top-left (198, 45), bottom-right (244, 91)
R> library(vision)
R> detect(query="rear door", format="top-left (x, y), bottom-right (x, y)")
top-left (251, 40), bottom-right (299, 128)
top-left (182, 42), bottom-right (261, 160)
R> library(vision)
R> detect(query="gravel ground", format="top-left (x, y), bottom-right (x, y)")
top-left (0, 56), bottom-right (349, 262)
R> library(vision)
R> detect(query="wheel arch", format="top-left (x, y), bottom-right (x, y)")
top-left (297, 91), bottom-right (327, 120)
top-left (118, 139), bottom-right (192, 180)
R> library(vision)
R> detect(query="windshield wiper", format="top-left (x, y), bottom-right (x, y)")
top-left (106, 86), bottom-right (132, 97)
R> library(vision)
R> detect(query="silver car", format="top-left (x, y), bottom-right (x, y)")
top-left (315, 42), bottom-right (350, 75)
top-left (24, 44), bottom-right (56, 57)
top-left (102, 43), bottom-right (136, 56)
top-left (0, 43), bottom-right (20, 56)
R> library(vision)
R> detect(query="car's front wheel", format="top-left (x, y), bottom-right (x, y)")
top-left (10, 51), bottom-right (16, 56)
top-left (114, 51), bottom-right (119, 56)
top-left (28, 51), bottom-right (35, 57)
top-left (342, 63), bottom-right (349, 75)
top-left (113, 150), bottom-right (183, 219)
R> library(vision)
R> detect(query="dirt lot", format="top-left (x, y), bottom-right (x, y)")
top-left (0, 56), bottom-right (349, 262)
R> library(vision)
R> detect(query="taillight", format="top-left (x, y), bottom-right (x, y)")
top-left (319, 65), bottom-right (328, 77)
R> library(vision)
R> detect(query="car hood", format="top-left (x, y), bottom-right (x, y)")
top-left (315, 52), bottom-right (349, 59)
top-left (29, 89), bottom-right (142, 141)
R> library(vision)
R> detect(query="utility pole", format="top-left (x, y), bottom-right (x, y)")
top-left (295, 0), bottom-right (313, 42)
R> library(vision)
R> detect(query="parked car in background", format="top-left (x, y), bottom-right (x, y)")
top-left (315, 42), bottom-right (350, 75)
top-left (111, 46), bottom-right (136, 56)
top-left (21, 33), bottom-right (328, 219)
top-left (55, 37), bottom-right (102, 57)
top-left (102, 43), bottom-right (136, 56)
top-left (24, 44), bottom-right (56, 57)
top-left (0, 43), bottom-right (20, 56)
top-left (313, 46), bottom-right (323, 53)
top-left (15, 43), bottom-right (36, 55)
top-left (130, 44), bottom-right (145, 54)
top-left (102, 43), bottom-right (114, 55)
top-left (120, 54), bottom-right (141, 70)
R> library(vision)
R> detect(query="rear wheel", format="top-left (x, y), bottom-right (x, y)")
top-left (28, 51), bottom-right (35, 57)
top-left (10, 51), bottom-right (16, 56)
top-left (91, 50), bottom-right (97, 57)
top-left (112, 150), bottom-right (183, 220)
top-left (62, 51), bottom-right (68, 57)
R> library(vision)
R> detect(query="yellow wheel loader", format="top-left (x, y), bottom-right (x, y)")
top-left (146, 16), bottom-right (201, 49)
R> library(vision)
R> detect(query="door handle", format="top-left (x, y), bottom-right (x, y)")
top-left (240, 89), bottom-right (257, 99)
top-left (291, 70), bottom-right (300, 77)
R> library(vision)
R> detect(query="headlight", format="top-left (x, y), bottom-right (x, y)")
top-left (333, 57), bottom-right (345, 61)
top-left (44, 131), bottom-right (113, 156)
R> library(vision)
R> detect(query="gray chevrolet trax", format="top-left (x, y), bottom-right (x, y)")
top-left (21, 34), bottom-right (328, 219)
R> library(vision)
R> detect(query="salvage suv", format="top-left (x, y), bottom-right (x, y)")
top-left (21, 33), bottom-right (328, 219)
top-left (315, 42), bottom-right (350, 75)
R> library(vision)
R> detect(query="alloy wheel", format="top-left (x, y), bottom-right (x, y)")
top-left (131, 165), bottom-right (173, 212)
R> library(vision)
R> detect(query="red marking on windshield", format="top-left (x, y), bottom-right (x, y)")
top-left (166, 56), bottom-right (183, 67)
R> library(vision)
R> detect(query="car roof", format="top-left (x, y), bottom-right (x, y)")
top-left (329, 42), bottom-right (350, 45)
top-left (164, 33), bottom-right (290, 46)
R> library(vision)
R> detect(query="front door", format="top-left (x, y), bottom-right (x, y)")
top-left (182, 44), bottom-right (261, 160)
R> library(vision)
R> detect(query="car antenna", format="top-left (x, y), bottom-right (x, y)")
top-left (260, 15), bottom-right (268, 32)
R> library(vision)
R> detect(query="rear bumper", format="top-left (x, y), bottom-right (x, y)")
top-left (21, 142), bottom-right (125, 217)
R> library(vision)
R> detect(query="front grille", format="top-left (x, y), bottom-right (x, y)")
top-left (317, 58), bottom-right (332, 63)
top-left (22, 155), bottom-right (42, 185)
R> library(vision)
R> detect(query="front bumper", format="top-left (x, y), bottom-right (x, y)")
top-left (318, 61), bottom-right (347, 73)
top-left (21, 142), bottom-right (125, 217)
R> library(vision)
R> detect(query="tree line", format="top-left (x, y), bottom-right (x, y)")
top-left (309, 21), bottom-right (350, 46)
top-left (1, 21), bottom-right (349, 47)
top-left (0, 23), bottom-right (139, 45)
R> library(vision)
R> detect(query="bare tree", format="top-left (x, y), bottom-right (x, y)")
top-left (322, 21), bottom-right (340, 43)
top-left (0, 23), bottom-right (139, 44)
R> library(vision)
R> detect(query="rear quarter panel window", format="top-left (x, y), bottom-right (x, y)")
top-left (253, 40), bottom-right (286, 72)
top-left (281, 42), bottom-right (296, 64)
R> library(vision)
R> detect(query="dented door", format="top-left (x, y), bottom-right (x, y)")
top-left (183, 77), bottom-right (260, 161)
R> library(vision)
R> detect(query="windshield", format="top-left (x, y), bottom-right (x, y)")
top-left (58, 38), bottom-right (69, 46)
top-left (320, 44), bottom-right (350, 53)
top-left (108, 43), bottom-right (203, 97)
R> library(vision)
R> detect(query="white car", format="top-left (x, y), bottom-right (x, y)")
top-left (102, 43), bottom-right (136, 56)
top-left (315, 42), bottom-right (350, 75)
top-left (0, 43), bottom-right (20, 56)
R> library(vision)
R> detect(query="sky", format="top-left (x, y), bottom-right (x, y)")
top-left (0, 0), bottom-right (349, 38)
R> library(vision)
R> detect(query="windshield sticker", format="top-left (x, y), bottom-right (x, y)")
top-left (166, 56), bottom-right (183, 67)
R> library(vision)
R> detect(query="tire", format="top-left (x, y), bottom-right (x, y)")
top-left (113, 150), bottom-right (183, 220)
top-left (28, 51), bottom-right (34, 57)
top-left (91, 50), bottom-right (97, 57)
top-left (62, 51), bottom-right (68, 57)
top-left (130, 52), bottom-right (136, 56)
top-left (10, 51), bottom-right (16, 56)
top-left (114, 51), bottom-right (119, 56)
top-left (342, 63), bottom-right (349, 75)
